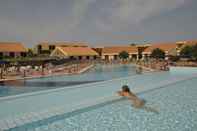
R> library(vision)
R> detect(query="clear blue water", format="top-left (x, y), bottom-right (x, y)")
top-left (12, 77), bottom-right (197, 131)
top-left (0, 64), bottom-right (138, 97)
top-left (1, 66), bottom-right (197, 131)
top-left (170, 66), bottom-right (197, 75)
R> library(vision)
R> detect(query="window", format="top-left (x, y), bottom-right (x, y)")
top-left (49, 45), bottom-right (55, 50)
top-left (38, 45), bottom-right (42, 50)
top-left (114, 55), bottom-right (118, 60)
top-left (0, 52), bottom-right (3, 59)
top-left (9, 52), bottom-right (15, 57)
top-left (38, 45), bottom-right (42, 54)
top-left (70, 56), bottom-right (74, 59)
top-left (21, 52), bottom-right (27, 57)
top-left (105, 55), bottom-right (109, 60)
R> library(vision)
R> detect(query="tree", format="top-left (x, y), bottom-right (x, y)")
top-left (40, 50), bottom-right (51, 55)
top-left (169, 56), bottom-right (180, 62)
top-left (119, 51), bottom-right (129, 60)
top-left (180, 45), bottom-right (193, 59)
top-left (151, 48), bottom-right (165, 59)
top-left (27, 48), bottom-right (34, 57)
top-left (130, 43), bottom-right (136, 46)
top-left (192, 44), bottom-right (197, 60)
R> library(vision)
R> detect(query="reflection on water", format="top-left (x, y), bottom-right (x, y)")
top-left (0, 80), bottom-right (101, 87)
top-left (0, 80), bottom-right (102, 97)
top-left (136, 67), bottom-right (143, 74)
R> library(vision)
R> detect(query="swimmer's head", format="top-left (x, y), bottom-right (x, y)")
top-left (122, 85), bottom-right (130, 93)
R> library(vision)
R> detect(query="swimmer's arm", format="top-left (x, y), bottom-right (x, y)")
top-left (117, 91), bottom-right (124, 96)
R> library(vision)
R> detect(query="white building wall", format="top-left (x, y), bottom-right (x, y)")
top-left (129, 54), bottom-right (132, 59)
top-left (89, 56), bottom-right (94, 60)
top-left (165, 51), bottom-right (168, 60)
top-left (109, 55), bottom-right (114, 60)
top-left (15, 52), bottom-right (21, 57)
top-left (82, 56), bottom-right (86, 60)
top-left (3, 52), bottom-right (9, 56)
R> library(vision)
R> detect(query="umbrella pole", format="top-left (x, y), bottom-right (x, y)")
top-left (0, 64), bottom-right (3, 79)
top-left (42, 63), bottom-right (44, 75)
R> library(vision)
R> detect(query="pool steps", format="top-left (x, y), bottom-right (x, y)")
top-left (1, 73), bottom-right (197, 130)
top-left (77, 64), bottom-right (95, 74)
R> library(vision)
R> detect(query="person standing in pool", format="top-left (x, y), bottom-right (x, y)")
top-left (117, 85), bottom-right (159, 113)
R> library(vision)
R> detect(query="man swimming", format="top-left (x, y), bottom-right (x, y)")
top-left (117, 85), bottom-right (159, 113)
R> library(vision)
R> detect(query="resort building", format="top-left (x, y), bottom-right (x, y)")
top-left (101, 46), bottom-right (138, 61)
top-left (142, 43), bottom-right (177, 60)
top-left (0, 42), bottom-right (27, 58)
top-left (92, 47), bottom-right (103, 56)
top-left (175, 40), bottom-right (197, 55)
top-left (34, 42), bottom-right (88, 55)
top-left (140, 40), bottom-right (197, 60)
top-left (50, 46), bottom-right (98, 60)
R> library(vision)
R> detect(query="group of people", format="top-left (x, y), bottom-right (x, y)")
top-left (0, 62), bottom-right (93, 80)
top-left (137, 60), bottom-right (169, 71)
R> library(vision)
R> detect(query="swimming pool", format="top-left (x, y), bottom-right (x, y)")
top-left (0, 64), bottom-right (138, 97)
top-left (0, 66), bottom-right (197, 130)
top-left (20, 77), bottom-right (197, 131)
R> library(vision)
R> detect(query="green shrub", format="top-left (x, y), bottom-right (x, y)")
top-left (151, 48), bottom-right (165, 59)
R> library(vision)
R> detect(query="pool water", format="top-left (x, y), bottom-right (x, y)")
top-left (28, 64), bottom-right (139, 82)
top-left (0, 64), bottom-right (138, 97)
top-left (20, 78), bottom-right (197, 131)
top-left (1, 66), bottom-right (197, 130)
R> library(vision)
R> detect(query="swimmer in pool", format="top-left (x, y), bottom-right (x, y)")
top-left (117, 85), bottom-right (159, 113)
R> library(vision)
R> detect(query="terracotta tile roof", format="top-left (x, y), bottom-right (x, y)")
top-left (102, 46), bottom-right (138, 54)
top-left (0, 42), bottom-right (27, 52)
top-left (175, 40), bottom-right (197, 48)
top-left (38, 42), bottom-right (50, 50)
top-left (56, 42), bottom-right (88, 47)
top-left (39, 41), bottom-right (88, 47)
top-left (56, 47), bottom-right (98, 56)
top-left (182, 40), bottom-right (197, 46)
top-left (143, 43), bottom-right (177, 53)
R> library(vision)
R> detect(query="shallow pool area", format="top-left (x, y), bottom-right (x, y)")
top-left (21, 78), bottom-right (197, 131)
top-left (170, 66), bottom-right (197, 75)
top-left (0, 66), bottom-right (197, 130)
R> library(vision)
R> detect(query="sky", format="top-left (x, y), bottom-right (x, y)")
top-left (0, 0), bottom-right (196, 47)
